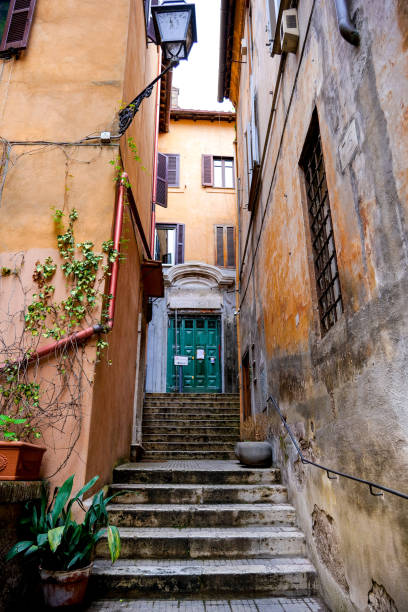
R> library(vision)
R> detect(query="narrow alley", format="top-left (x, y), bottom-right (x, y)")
top-left (0, 1), bottom-right (407, 611)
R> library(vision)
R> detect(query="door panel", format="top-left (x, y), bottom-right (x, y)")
top-left (167, 316), bottom-right (221, 393)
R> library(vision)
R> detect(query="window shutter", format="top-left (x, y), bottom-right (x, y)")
top-left (0, 0), bottom-right (37, 54)
top-left (226, 227), bottom-right (235, 267)
top-left (216, 226), bottom-right (224, 267)
top-left (266, 0), bottom-right (276, 51)
top-left (167, 154), bottom-right (180, 187)
top-left (147, 0), bottom-right (159, 42)
top-left (250, 79), bottom-right (260, 165)
top-left (176, 224), bottom-right (185, 264)
top-left (156, 153), bottom-right (168, 208)
top-left (202, 155), bottom-right (213, 187)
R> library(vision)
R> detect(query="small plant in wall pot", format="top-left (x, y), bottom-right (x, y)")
top-left (0, 372), bottom-right (46, 481)
top-left (7, 474), bottom-right (122, 609)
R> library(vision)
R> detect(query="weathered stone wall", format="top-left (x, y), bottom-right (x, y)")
top-left (233, 0), bottom-right (408, 609)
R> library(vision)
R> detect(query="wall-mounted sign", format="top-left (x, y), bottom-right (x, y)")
top-left (174, 355), bottom-right (189, 366)
top-left (196, 349), bottom-right (205, 359)
top-left (210, 357), bottom-right (216, 364)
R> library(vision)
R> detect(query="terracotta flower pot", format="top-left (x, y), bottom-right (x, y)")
top-left (0, 441), bottom-right (46, 481)
top-left (40, 564), bottom-right (93, 608)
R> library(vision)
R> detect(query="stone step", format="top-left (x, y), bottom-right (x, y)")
top-left (143, 408), bottom-right (240, 426)
top-left (90, 558), bottom-right (317, 598)
top-left (142, 442), bottom-right (237, 452)
top-left (113, 462), bottom-right (281, 485)
top-left (145, 394), bottom-right (240, 400)
top-left (142, 437), bottom-right (238, 445)
top-left (140, 450), bottom-right (237, 461)
top-left (143, 408), bottom-right (240, 416)
top-left (96, 526), bottom-right (306, 560)
top-left (87, 596), bottom-right (326, 611)
top-left (143, 414), bottom-right (240, 423)
top-left (142, 425), bottom-right (240, 436)
top-left (143, 402), bottom-right (239, 413)
top-left (109, 483), bottom-right (288, 505)
top-left (144, 395), bottom-right (239, 401)
top-left (107, 503), bottom-right (297, 528)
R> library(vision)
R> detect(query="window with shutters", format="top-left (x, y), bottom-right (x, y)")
top-left (166, 154), bottom-right (180, 188)
top-left (299, 110), bottom-right (343, 336)
top-left (215, 225), bottom-right (236, 268)
top-left (202, 155), bottom-right (234, 189)
top-left (154, 223), bottom-right (185, 266)
top-left (0, 0), bottom-right (37, 57)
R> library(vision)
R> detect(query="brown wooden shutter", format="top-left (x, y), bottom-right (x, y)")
top-left (216, 226), bottom-right (224, 266)
top-left (0, 0), bottom-right (37, 54)
top-left (176, 224), bottom-right (185, 264)
top-left (156, 153), bottom-right (168, 208)
top-left (226, 227), bottom-right (235, 267)
top-left (202, 155), bottom-right (213, 187)
top-left (167, 154), bottom-right (180, 187)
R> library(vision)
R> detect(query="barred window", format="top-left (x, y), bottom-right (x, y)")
top-left (300, 111), bottom-right (343, 335)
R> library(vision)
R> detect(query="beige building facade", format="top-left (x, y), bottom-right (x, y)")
top-left (219, 0), bottom-right (408, 609)
top-left (0, 0), bottom-right (164, 492)
top-left (146, 108), bottom-right (239, 395)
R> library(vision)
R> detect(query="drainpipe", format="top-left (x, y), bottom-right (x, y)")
top-left (233, 138), bottom-right (243, 430)
top-left (334, 0), bottom-right (360, 46)
top-left (1, 173), bottom-right (128, 370)
top-left (150, 51), bottom-right (162, 255)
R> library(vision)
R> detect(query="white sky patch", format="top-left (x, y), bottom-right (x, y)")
top-left (172, 0), bottom-right (234, 112)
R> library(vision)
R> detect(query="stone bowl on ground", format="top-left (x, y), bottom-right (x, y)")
top-left (235, 441), bottom-right (272, 467)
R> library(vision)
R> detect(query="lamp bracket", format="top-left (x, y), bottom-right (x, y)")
top-left (119, 61), bottom-right (177, 135)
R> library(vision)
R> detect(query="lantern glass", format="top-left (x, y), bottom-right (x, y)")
top-left (152, 2), bottom-right (197, 62)
top-left (155, 10), bottom-right (190, 43)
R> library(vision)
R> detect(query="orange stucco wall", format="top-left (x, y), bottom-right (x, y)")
top-left (157, 118), bottom-right (237, 265)
top-left (0, 0), bottom-right (159, 492)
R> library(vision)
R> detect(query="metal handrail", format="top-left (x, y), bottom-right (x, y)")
top-left (266, 396), bottom-right (408, 501)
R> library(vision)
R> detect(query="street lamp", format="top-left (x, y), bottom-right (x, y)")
top-left (119, 1), bottom-right (197, 135)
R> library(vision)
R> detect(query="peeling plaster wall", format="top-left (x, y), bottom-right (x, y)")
top-left (233, 0), bottom-right (408, 609)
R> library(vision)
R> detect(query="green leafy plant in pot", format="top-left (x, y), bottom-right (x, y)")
top-left (0, 373), bottom-right (46, 480)
top-left (6, 474), bottom-right (121, 608)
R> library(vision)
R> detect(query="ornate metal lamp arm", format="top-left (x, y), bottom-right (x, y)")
top-left (119, 61), bottom-right (177, 135)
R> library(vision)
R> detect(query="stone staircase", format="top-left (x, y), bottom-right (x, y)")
top-left (89, 393), bottom-right (319, 605)
top-left (134, 393), bottom-right (241, 461)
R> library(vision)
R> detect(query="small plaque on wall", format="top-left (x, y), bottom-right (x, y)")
top-left (174, 356), bottom-right (189, 366)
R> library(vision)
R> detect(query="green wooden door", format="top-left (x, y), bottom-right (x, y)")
top-left (167, 316), bottom-right (221, 393)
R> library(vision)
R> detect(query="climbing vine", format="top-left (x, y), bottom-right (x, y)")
top-left (0, 209), bottom-right (118, 475)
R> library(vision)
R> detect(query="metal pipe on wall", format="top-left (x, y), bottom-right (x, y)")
top-left (334, 0), bottom-right (360, 46)
top-left (0, 173), bottom-right (128, 371)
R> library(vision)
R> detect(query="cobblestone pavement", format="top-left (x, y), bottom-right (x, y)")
top-left (88, 597), bottom-right (326, 611)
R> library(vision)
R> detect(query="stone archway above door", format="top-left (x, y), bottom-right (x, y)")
top-left (164, 262), bottom-right (235, 310)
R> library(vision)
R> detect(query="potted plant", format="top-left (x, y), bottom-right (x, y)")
top-left (235, 413), bottom-right (273, 467)
top-left (0, 413), bottom-right (46, 481)
top-left (6, 474), bottom-right (121, 608)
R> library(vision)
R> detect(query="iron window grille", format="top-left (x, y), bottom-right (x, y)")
top-left (300, 111), bottom-right (343, 335)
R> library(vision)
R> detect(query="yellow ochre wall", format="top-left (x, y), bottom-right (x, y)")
top-left (0, 0), bottom-right (159, 492)
top-left (157, 118), bottom-right (237, 265)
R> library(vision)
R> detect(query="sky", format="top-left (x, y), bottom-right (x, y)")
top-left (172, 0), bottom-right (234, 112)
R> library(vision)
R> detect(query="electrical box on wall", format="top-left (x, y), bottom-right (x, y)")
top-left (241, 38), bottom-right (248, 57)
top-left (280, 9), bottom-right (299, 54)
